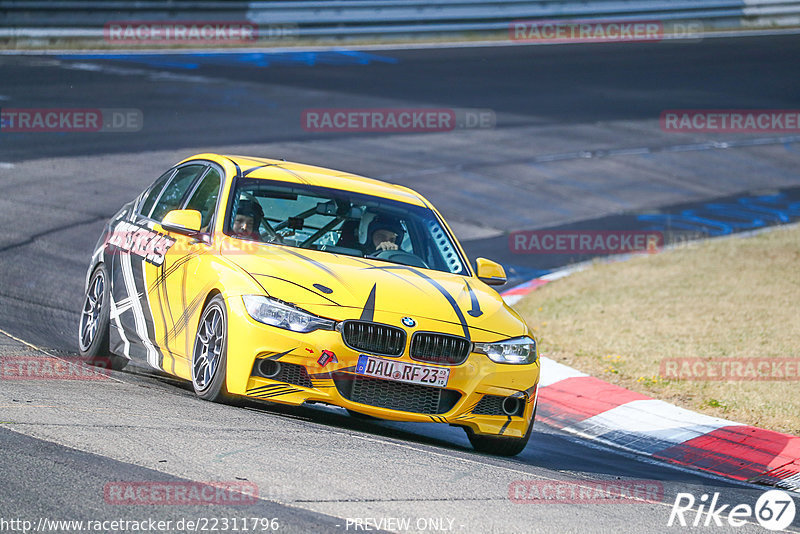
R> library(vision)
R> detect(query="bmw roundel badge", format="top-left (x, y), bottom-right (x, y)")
top-left (401, 317), bottom-right (416, 328)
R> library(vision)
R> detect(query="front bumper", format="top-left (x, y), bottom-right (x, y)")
top-left (225, 297), bottom-right (540, 438)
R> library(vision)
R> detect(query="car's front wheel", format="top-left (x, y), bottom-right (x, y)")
top-left (465, 409), bottom-right (535, 457)
top-left (78, 265), bottom-right (128, 371)
top-left (191, 294), bottom-right (232, 402)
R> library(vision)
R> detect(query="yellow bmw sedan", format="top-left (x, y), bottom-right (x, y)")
top-left (78, 153), bottom-right (540, 455)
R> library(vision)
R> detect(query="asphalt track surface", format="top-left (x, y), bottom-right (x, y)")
top-left (1, 35), bottom-right (799, 533)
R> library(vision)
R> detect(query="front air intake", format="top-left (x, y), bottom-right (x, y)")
top-left (341, 320), bottom-right (406, 356)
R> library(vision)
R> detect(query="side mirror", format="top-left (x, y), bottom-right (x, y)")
top-left (160, 209), bottom-right (202, 236)
top-left (475, 257), bottom-right (507, 286)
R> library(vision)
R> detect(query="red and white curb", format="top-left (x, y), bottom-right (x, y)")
top-left (500, 235), bottom-right (800, 491)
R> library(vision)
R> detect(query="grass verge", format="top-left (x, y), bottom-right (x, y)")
top-left (515, 224), bottom-right (800, 434)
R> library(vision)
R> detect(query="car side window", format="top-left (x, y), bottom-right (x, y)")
top-left (149, 164), bottom-right (206, 222)
top-left (184, 167), bottom-right (222, 231)
top-left (139, 169), bottom-right (175, 217)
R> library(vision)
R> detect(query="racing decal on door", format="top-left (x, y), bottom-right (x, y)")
top-left (106, 220), bottom-right (176, 266)
top-left (103, 216), bottom-right (178, 370)
top-left (107, 242), bottom-right (162, 369)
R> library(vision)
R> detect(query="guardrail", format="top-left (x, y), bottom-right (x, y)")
top-left (2, 0), bottom-right (799, 41)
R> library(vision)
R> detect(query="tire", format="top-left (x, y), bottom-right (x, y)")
top-left (191, 294), bottom-right (233, 403)
top-left (78, 265), bottom-right (128, 371)
top-left (465, 406), bottom-right (536, 457)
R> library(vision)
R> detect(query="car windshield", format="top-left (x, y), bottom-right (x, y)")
top-left (225, 178), bottom-right (468, 275)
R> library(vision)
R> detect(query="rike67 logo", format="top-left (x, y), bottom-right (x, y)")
top-left (668, 490), bottom-right (796, 530)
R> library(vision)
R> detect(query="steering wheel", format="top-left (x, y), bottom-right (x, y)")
top-left (258, 219), bottom-right (283, 244)
top-left (369, 249), bottom-right (429, 269)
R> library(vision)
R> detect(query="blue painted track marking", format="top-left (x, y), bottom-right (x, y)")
top-left (58, 51), bottom-right (399, 70)
top-left (637, 192), bottom-right (800, 236)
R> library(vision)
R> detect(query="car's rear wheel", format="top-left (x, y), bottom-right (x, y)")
top-left (78, 265), bottom-right (128, 371)
top-left (465, 407), bottom-right (535, 457)
top-left (191, 294), bottom-right (232, 402)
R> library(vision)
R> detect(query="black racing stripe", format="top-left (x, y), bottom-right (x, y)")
top-left (260, 348), bottom-right (297, 361)
top-left (164, 284), bottom-right (212, 344)
top-left (157, 258), bottom-right (176, 343)
top-left (226, 157), bottom-right (242, 179)
top-left (148, 250), bottom-right (201, 293)
top-left (147, 248), bottom-right (199, 292)
top-left (130, 253), bottom-right (165, 369)
top-left (252, 387), bottom-right (300, 398)
top-left (363, 265), bottom-right (470, 340)
top-left (249, 273), bottom-right (341, 306)
top-left (356, 260), bottom-right (428, 291)
top-left (245, 383), bottom-right (287, 395)
top-left (359, 284), bottom-right (377, 322)
top-left (242, 164), bottom-right (277, 177)
top-left (498, 416), bottom-right (513, 436)
top-left (464, 280), bottom-right (483, 318)
top-left (278, 248), bottom-right (347, 284)
top-left (313, 283), bottom-right (333, 294)
top-left (274, 165), bottom-right (311, 185)
top-left (151, 259), bottom-right (176, 373)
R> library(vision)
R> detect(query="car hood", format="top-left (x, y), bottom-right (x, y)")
top-left (220, 238), bottom-right (526, 340)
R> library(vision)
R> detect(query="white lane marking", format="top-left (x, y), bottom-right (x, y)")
top-left (60, 61), bottom-right (213, 84)
top-left (0, 326), bottom-right (57, 357)
top-left (565, 399), bottom-right (742, 447)
top-left (537, 356), bottom-right (588, 388)
top-left (0, 163), bottom-right (15, 169)
top-left (0, 327), bottom-right (123, 383)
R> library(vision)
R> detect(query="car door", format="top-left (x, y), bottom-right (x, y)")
top-left (155, 164), bottom-right (224, 376)
top-left (107, 163), bottom-right (207, 370)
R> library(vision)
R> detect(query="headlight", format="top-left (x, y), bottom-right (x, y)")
top-left (474, 336), bottom-right (537, 364)
top-left (242, 295), bottom-right (336, 333)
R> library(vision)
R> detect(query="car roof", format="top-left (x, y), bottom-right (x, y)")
top-left (184, 153), bottom-right (429, 207)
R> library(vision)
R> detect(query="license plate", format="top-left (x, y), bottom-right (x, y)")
top-left (356, 355), bottom-right (450, 388)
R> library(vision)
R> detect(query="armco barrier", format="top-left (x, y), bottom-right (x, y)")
top-left (1, 0), bottom-right (800, 41)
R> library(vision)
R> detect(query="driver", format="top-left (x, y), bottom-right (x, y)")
top-left (365, 216), bottom-right (404, 255)
top-left (232, 199), bottom-right (264, 241)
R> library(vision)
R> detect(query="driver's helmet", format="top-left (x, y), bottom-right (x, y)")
top-left (367, 215), bottom-right (404, 248)
top-left (236, 198), bottom-right (264, 228)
